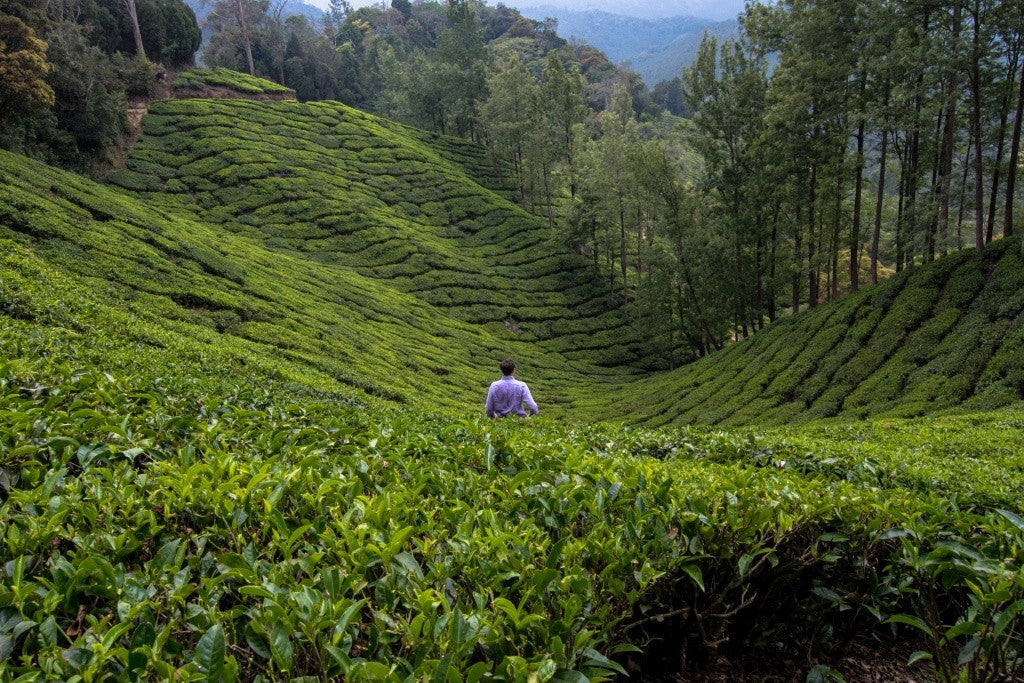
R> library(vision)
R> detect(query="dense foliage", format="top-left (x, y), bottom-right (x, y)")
top-left (679, 0), bottom-right (1024, 337)
top-left (0, 0), bottom-right (200, 170)
top-left (1, 31), bottom-right (1023, 677)
top-left (1, 235), bottom-right (1023, 680)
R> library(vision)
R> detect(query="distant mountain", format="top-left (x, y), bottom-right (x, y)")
top-left (511, 0), bottom-right (746, 21)
top-left (184, 0), bottom-right (324, 47)
top-left (517, 6), bottom-right (738, 86)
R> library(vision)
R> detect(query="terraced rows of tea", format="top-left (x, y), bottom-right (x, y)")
top-left (590, 238), bottom-right (1024, 426)
top-left (108, 98), bottom-right (642, 371)
top-left (2, 249), bottom-right (1023, 679)
top-left (2, 80), bottom-right (1023, 680)
top-left (1, 142), bottom-right (641, 417)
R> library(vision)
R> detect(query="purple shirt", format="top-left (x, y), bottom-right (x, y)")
top-left (485, 375), bottom-right (538, 418)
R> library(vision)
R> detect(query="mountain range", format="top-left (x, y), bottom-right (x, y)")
top-left (516, 6), bottom-right (738, 85)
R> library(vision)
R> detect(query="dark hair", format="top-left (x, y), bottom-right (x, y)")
top-left (500, 358), bottom-right (516, 376)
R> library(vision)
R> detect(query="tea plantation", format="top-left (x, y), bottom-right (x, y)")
top-left (1, 86), bottom-right (1023, 681)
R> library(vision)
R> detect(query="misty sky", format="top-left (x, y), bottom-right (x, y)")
top-left (310, 0), bottom-right (749, 21)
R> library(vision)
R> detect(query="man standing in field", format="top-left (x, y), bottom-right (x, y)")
top-left (485, 358), bottom-right (538, 418)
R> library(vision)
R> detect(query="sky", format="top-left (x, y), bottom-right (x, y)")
top-left (309, 0), bottom-right (748, 21)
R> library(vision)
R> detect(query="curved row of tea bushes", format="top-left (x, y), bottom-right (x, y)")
top-left (109, 98), bottom-right (643, 361)
top-left (0, 152), bottom-right (635, 417)
top-left (592, 238), bottom-right (1024, 425)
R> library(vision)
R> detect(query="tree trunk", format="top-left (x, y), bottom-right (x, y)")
top-left (618, 193), bottom-right (627, 302)
top-left (123, 0), bottom-right (145, 57)
top-left (851, 101), bottom-right (866, 292)
top-left (969, 0), bottom-right (984, 251)
top-left (768, 207), bottom-right (778, 322)
top-left (808, 163), bottom-right (819, 307)
top-left (832, 154), bottom-right (844, 300)
top-left (986, 66), bottom-right (1013, 242)
top-left (872, 94), bottom-right (890, 285)
top-left (1007, 55), bottom-right (1024, 240)
top-left (236, 0), bottom-right (256, 76)
top-left (793, 202), bottom-right (802, 314)
top-left (937, 88), bottom-right (958, 258)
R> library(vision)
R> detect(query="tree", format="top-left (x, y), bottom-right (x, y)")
top-left (121, 0), bottom-right (145, 56)
top-left (0, 14), bottom-right (54, 124)
top-left (203, 0), bottom-right (268, 77)
top-left (541, 51), bottom-right (586, 198)
top-left (479, 53), bottom-right (540, 200)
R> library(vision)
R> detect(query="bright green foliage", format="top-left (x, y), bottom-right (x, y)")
top-left (1, 254), bottom-right (1022, 678)
top-left (592, 238), bottom-right (1024, 426)
top-left (2, 90), bottom-right (1024, 680)
top-left (173, 67), bottom-right (295, 95)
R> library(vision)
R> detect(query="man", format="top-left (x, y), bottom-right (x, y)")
top-left (484, 358), bottom-right (538, 418)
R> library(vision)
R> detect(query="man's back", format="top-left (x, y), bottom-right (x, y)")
top-left (485, 374), bottom-right (538, 418)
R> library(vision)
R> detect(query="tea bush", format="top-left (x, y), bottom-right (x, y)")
top-left (3, 88), bottom-right (1024, 679)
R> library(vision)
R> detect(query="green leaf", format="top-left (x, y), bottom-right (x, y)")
top-left (996, 509), bottom-right (1024, 534)
top-left (195, 624), bottom-right (225, 683)
top-left (581, 648), bottom-right (627, 676)
top-left (533, 568), bottom-right (559, 593)
top-left (0, 634), bottom-right (14, 661)
top-left (333, 599), bottom-right (367, 641)
top-left (431, 653), bottom-right (453, 683)
top-left (465, 661), bottom-right (492, 683)
top-left (812, 586), bottom-right (841, 603)
top-left (885, 614), bottom-right (933, 636)
top-left (551, 669), bottom-right (589, 682)
top-left (957, 637), bottom-right (980, 666)
top-left (680, 563), bottom-right (704, 592)
top-left (393, 552), bottom-right (424, 579)
top-left (993, 600), bottom-right (1024, 638)
top-left (546, 537), bottom-right (569, 570)
top-left (907, 651), bottom-right (932, 665)
top-left (945, 621), bottom-right (982, 639)
top-left (271, 622), bottom-right (293, 673)
top-left (38, 616), bottom-right (58, 648)
top-left (149, 539), bottom-right (181, 572)
top-left (129, 622), bottom-right (156, 673)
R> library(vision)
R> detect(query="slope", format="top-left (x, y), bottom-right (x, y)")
top-left (585, 238), bottom-right (1024, 426)
top-left (2, 235), bottom-right (1023, 681)
top-left (108, 97), bottom-right (648, 370)
top-left (0, 145), bottom-right (633, 418)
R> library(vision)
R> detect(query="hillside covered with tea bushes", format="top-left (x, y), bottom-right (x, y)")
top-left (0, 122), bottom-right (642, 420)
top-left (588, 237), bottom-right (1024, 426)
top-left (1, 89), bottom-right (1024, 680)
top-left (2, 240), bottom-right (1023, 679)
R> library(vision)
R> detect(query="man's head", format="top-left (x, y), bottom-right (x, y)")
top-left (500, 358), bottom-right (516, 376)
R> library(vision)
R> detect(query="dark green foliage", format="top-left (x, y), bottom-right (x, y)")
top-left (0, 0), bottom-right (200, 168)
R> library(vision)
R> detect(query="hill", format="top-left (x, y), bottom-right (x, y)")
top-left (2, 89), bottom-right (1024, 680)
top-left (5, 85), bottom-right (1023, 426)
top-left (592, 238), bottom-right (1024, 426)
top-left (2, 97), bottom-right (647, 419)
top-left (517, 7), bottom-right (738, 85)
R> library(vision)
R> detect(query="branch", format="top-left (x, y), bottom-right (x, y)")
top-left (621, 606), bottom-right (691, 633)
